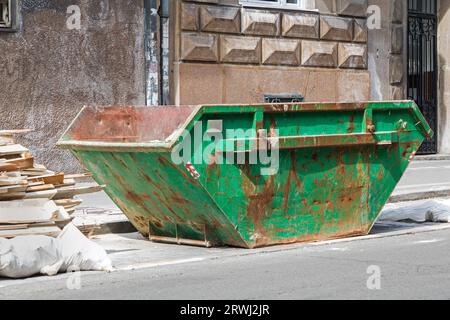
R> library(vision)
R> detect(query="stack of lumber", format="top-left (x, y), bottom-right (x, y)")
top-left (0, 130), bottom-right (104, 238)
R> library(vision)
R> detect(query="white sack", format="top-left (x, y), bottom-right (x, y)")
top-left (0, 236), bottom-right (63, 278)
top-left (379, 199), bottom-right (450, 223)
top-left (58, 223), bottom-right (113, 272)
top-left (0, 223), bottom-right (112, 279)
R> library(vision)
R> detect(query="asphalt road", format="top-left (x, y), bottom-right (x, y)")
top-left (2, 226), bottom-right (450, 300)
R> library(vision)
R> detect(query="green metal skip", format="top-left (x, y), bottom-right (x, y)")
top-left (58, 101), bottom-right (433, 248)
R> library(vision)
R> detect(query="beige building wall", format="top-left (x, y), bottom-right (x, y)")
top-left (172, 0), bottom-right (371, 105)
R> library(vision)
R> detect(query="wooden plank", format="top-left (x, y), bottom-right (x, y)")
top-left (0, 199), bottom-right (59, 223)
top-left (23, 189), bottom-right (57, 200)
top-left (0, 185), bottom-right (28, 193)
top-left (0, 136), bottom-right (14, 144)
top-left (5, 171), bottom-right (22, 178)
top-left (54, 179), bottom-right (76, 188)
top-left (0, 162), bottom-right (19, 171)
top-left (27, 184), bottom-right (55, 192)
top-left (28, 172), bottom-right (64, 185)
top-left (64, 173), bottom-right (93, 179)
top-left (0, 176), bottom-right (28, 186)
top-left (0, 226), bottom-right (61, 239)
top-left (22, 163), bottom-right (47, 174)
top-left (26, 221), bottom-right (58, 228)
top-left (53, 184), bottom-right (104, 200)
top-left (0, 192), bottom-right (26, 200)
top-left (0, 144), bottom-right (29, 156)
top-left (0, 219), bottom-right (55, 225)
top-left (0, 129), bottom-right (33, 136)
top-left (54, 199), bottom-right (82, 208)
top-left (23, 170), bottom-right (54, 177)
top-left (27, 181), bottom-right (45, 187)
top-left (0, 224), bottom-right (29, 231)
top-left (4, 154), bottom-right (34, 170)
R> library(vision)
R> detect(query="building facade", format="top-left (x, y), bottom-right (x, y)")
top-left (0, 0), bottom-right (447, 171)
top-left (172, 0), bottom-right (370, 105)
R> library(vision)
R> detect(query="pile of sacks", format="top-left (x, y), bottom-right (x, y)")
top-left (0, 223), bottom-right (112, 279)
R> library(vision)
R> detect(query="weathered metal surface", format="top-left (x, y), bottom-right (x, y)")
top-left (58, 101), bottom-right (433, 248)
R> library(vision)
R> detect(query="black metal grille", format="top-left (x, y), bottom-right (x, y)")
top-left (264, 94), bottom-right (304, 103)
top-left (407, 0), bottom-right (438, 154)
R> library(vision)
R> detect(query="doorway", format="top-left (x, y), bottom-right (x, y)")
top-left (407, 0), bottom-right (438, 154)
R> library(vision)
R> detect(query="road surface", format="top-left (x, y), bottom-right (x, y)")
top-left (2, 225), bottom-right (450, 300)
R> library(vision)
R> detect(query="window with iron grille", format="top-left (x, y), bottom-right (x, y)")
top-left (0, 0), bottom-right (17, 30)
top-left (240, 0), bottom-right (316, 10)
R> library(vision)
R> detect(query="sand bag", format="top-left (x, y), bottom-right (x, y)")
top-left (0, 223), bottom-right (112, 279)
top-left (58, 223), bottom-right (113, 272)
top-left (0, 236), bottom-right (63, 278)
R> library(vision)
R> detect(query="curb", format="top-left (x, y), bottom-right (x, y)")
top-left (414, 154), bottom-right (450, 161)
top-left (389, 189), bottom-right (450, 203)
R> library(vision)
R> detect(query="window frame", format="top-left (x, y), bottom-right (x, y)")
top-left (0, 0), bottom-right (18, 32)
top-left (240, 0), bottom-right (317, 11)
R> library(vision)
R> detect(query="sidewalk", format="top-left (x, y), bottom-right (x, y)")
top-left (391, 159), bottom-right (450, 202)
top-left (74, 159), bottom-right (450, 235)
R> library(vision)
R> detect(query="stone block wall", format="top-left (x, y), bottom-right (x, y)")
top-left (172, 0), bottom-right (371, 105)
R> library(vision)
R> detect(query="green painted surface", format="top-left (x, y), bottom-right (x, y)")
top-left (59, 101), bottom-right (433, 248)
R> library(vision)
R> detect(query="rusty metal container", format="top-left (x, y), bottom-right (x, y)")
top-left (58, 101), bottom-right (432, 248)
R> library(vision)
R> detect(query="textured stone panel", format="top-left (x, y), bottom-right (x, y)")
top-left (338, 43), bottom-right (367, 69)
top-left (200, 5), bottom-right (240, 33)
top-left (392, 0), bottom-right (404, 24)
top-left (354, 18), bottom-right (368, 42)
top-left (302, 40), bottom-right (338, 67)
top-left (181, 32), bottom-right (218, 62)
top-left (336, 0), bottom-right (368, 17)
top-left (241, 8), bottom-right (280, 36)
top-left (262, 38), bottom-right (300, 66)
top-left (282, 12), bottom-right (319, 39)
top-left (179, 63), bottom-right (223, 105)
top-left (222, 66), bottom-right (310, 103)
top-left (181, 2), bottom-right (199, 31)
top-left (390, 55), bottom-right (403, 85)
top-left (315, 0), bottom-right (335, 13)
top-left (320, 16), bottom-right (353, 41)
top-left (304, 71), bottom-right (338, 101)
top-left (337, 71), bottom-right (370, 102)
top-left (178, 64), bottom-right (370, 104)
top-left (220, 35), bottom-right (261, 64)
top-left (391, 25), bottom-right (404, 54)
